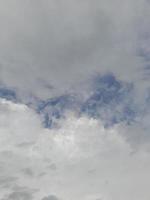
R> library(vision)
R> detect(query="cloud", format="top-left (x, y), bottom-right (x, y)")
top-left (0, 98), bottom-right (43, 150)
top-left (0, 1), bottom-right (150, 199)
top-left (0, 0), bottom-right (149, 99)
top-left (41, 195), bottom-right (59, 200)
top-left (2, 191), bottom-right (33, 200)
top-left (0, 99), bottom-right (150, 200)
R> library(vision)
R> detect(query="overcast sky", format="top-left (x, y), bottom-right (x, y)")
top-left (0, 0), bottom-right (150, 200)
top-left (0, 0), bottom-right (150, 98)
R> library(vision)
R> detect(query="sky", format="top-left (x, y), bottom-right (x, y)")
top-left (0, 0), bottom-right (150, 200)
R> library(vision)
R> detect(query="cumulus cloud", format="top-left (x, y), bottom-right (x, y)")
top-left (0, 99), bottom-right (150, 200)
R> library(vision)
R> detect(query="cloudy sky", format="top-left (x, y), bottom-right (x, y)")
top-left (0, 0), bottom-right (150, 199)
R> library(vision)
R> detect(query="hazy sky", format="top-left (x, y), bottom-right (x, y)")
top-left (0, 0), bottom-right (150, 200)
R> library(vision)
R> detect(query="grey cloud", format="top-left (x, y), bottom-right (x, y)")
top-left (0, 1), bottom-right (150, 200)
top-left (2, 191), bottom-right (33, 200)
top-left (41, 195), bottom-right (59, 200)
top-left (0, 176), bottom-right (18, 189)
top-left (22, 168), bottom-right (34, 177)
top-left (0, 0), bottom-right (149, 99)
top-left (1, 185), bottom-right (39, 200)
top-left (48, 163), bottom-right (57, 171)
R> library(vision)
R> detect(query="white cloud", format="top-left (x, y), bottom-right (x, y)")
top-left (0, 99), bottom-right (150, 200)
top-left (0, 99), bottom-right (42, 150)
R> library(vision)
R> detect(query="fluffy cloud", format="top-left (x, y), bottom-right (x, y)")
top-left (0, 99), bottom-right (150, 200)
top-left (0, 99), bottom-right (42, 149)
